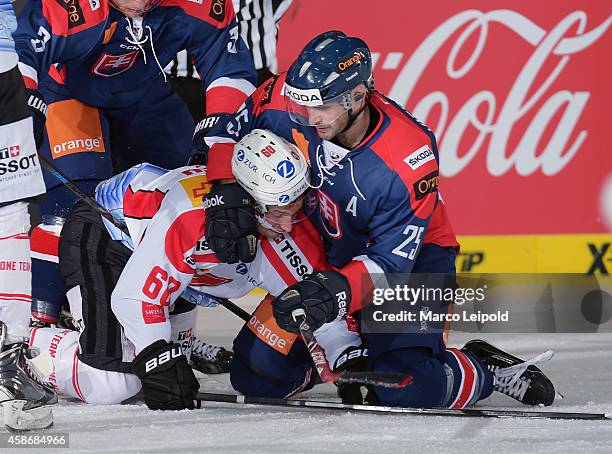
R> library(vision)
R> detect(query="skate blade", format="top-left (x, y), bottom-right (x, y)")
top-left (1, 400), bottom-right (54, 431)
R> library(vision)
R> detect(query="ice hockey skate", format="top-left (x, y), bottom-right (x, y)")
top-left (462, 339), bottom-right (556, 406)
top-left (190, 337), bottom-right (233, 375)
top-left (0, 322), bottom-right (58, 431)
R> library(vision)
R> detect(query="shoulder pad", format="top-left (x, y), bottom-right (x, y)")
top-left (253, 73), bottom-right (286, 114)
top-left (42, 0), bottom-right (108, 37)
top-left (162, 0), bottom-right (235, 29)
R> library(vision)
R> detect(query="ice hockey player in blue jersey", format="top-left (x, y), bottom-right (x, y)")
top-left (12, 0), bottom-right (256, 324)
top-left (195, 30), bottom-right (557, 409)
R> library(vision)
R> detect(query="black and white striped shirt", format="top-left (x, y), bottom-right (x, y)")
top-left (165, 0), bottom-right (293, 79)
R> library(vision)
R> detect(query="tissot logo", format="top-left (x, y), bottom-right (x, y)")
top-left (0, 146), bottom-right (20, 160)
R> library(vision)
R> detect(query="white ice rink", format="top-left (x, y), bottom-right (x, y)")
top-left (11, 297), bottom-right (612, 454)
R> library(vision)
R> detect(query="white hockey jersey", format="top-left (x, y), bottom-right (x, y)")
top-left (96, 163), bottom-right (357, 358)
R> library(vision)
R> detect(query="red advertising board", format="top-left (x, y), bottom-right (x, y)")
top-left (276, 1), bottom-right (612, 235)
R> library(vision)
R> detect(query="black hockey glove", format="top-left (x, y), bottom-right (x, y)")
top-left (203, 182), bottom-right (258, 264)
top-left (26, 88), bottom-right (47, 150)
top-left (189, 114), bottom-right (224, 165)
top-left (272, 270), bottom-right (351, 334)
top-left (132, 340), bottom-right (199, 410)
top-left (332, 344), bottom-right (380, 405)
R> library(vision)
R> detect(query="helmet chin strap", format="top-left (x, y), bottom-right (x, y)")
top-left (339, 91), bottom-right (369, 135)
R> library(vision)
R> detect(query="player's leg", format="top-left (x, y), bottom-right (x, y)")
top-left (0, 203), bottom-right (58, 429)
top-left (0, 59), bottom-right (56, 429)
top-left (230, 297), bottom-right (316, 398)
top-left (31, 81), bottom-right (113, 326)
top-left (28, 326), bottom-right (141, 404)
top-left (0, 203), bottom-right (34, 340)
top-left (58, 200), bottom-right (138, 380)
top-left (364, 244), bottom-right (494, 408)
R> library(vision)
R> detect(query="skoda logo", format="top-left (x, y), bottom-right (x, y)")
top-left (236, 263), bottom-right (248, 275)
top-left (277, 160), bottom-right (295, 178)
top-left (237, 149), bottom-right (245, 161)
top-left (278, 194), bottom-right (290, 204)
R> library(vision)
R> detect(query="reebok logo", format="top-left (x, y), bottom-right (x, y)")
top-left (404, 145), bottom-right (434, 170)
top-left (336, 291), bottom-right (348, 318)
top-left (203, 194), bottom-right (224, 209)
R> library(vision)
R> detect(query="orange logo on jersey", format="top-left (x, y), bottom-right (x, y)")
top-left (46, 100), bottom-right (105, 158)
top-left (247, 295), bottom-right (297, 355)
top-left (179, 175), bottom-right (212, 207)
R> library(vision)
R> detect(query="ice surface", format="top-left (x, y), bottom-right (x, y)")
top-left (10, 296), bottom-right (612, 453)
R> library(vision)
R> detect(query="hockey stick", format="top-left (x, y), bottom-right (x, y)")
top-left (291, 309), bottom-right (413, 389)
top-left (211, 296), bottom-right (252, 322)
top-left (37, 153), bottom-right (130, 236)
top-left (194, 392), bottom-right (612, 421)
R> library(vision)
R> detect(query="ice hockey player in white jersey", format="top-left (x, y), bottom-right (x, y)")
top-left (0, 0), bottom-right (57, 431)
top-left (27, 129), bottom-right (360, 409)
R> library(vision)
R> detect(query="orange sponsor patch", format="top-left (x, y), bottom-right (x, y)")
top-left (247, 295), bottom-right (297, 355)
top-left (46, 100), bottom-right (105, 159)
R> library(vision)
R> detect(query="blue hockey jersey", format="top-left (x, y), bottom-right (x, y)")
top-left (204, 73), bottom-right (459, 313)
top-left (13, 0), bottom-right (256, 110)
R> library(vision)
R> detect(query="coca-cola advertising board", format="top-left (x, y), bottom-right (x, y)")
top-left (277, 1), bottom-right (612, 236)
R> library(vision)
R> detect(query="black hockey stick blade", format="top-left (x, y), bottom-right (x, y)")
top-left (335, 370), bottom-right (413, 389)
top-left (194, 392), bottom-right (612, 421)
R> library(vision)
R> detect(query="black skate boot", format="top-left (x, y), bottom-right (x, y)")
top-left (190, 337), bottom-right (233, 374)
top-left (0, 322), bottom-right (58, 431)
top-left (462, 339), bottom-right (555, 406)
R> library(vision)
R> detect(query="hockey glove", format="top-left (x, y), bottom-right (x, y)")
top-left (189, 114), bottom-right (224, 165)
top-left (203, 182), bottom-right (258, 264)
top-left (26, 89), bottom-right (47, 150)
top-left (332, 344), bottom-right (380, 405)
top-left (272, 270), bottom-right (351, 334)
top-left (132, 340), bottom-right (199, 410)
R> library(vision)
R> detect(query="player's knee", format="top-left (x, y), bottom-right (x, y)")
top-left (370, 348), bottom-right (449, 408)
top-left (230, 327), bottom-right (313, 398)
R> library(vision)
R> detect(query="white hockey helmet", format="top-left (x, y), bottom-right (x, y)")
top-left (232, 129), bottom-right (310, 214)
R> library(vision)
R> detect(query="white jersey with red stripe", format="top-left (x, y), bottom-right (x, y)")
top-left (94, 163), bottom-right (332, 352)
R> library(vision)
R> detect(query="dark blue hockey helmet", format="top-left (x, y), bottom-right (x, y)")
top-left (284, 31), bottom-right (374, 126)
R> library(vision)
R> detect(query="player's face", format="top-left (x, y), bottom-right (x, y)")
top-left (110, 0), bottom-right (152, 17)
top-left (257, 198), bottom-right (305, 239)
top-left (306, 103), bottom-right (350, 140)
